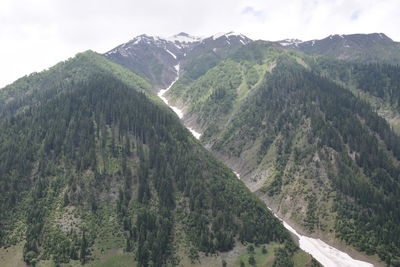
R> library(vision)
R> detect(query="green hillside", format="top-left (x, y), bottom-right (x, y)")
top-left (306, 57), bottom-right (400, 134)
top-left (168, 44), bottom-right (400, 266)
top-left (0, 51), bottom-right (311, 266)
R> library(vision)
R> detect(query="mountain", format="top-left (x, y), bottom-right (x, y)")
top-left (179, 32), bottom-right (252, 81)
top-left (104, 32), bottom-right (252, 89)
top-left (0, 51), bottom-right (318, 266)
top-left (280, 33), bottom-right (400, 64)
top-left (5, 30), bottom-right (399, 267)
top-left (166, 41), bottom-right (400, 266)
top-left (104, 33), bottom-right (191, 89)
top-left (277, 33), bottom-right (400, 136)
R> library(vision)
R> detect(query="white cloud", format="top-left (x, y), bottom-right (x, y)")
top-left (0, 0), bottom-right (399, 88)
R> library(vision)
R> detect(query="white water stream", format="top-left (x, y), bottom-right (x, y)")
top-left (157, 64), bottom-right (374, 267)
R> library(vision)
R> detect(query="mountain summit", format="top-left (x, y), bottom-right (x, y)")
top-left (165, 32), bottom-right (203, 44)
top-left (104, 32), bottom-right (252, 88)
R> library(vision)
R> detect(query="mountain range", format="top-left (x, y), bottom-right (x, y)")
top-left (279, 33), bottom-right (400, 64)
top-left (106, 31), bottom-right (400, 266)
top-left (1, 31), bottom-right (400, 267)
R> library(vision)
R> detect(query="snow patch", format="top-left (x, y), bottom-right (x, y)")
top-left (212, 31), bottom-right (250, 43)
top-left (110, 33), bottom-right (201, 55)
top-left (166, 33), bottom-right (202, 43)
top-left (157, 69), bottom-right (183, 119)
top-left (226, 31), bottom-right (238, 37)
top-left (226, 31), bottom-right (248, 39)
top-left (188, 127), bottom-right (201, 139)
top-left (268, 210), bottom-right (374, 267)
top-left (157, 64), bottom-right (201, 140)
top-left (278, 39), bottom-right (303, 47)
top-left (166, 49), bottom-right (177, 59)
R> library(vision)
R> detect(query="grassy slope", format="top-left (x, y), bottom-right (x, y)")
top-left (168, 42), bottom-right (283, 141)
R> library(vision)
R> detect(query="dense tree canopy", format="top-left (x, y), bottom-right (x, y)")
top-left (168, 46), bottom-right (400, 265)
top-left (0, 51), bottom-right (295, 266)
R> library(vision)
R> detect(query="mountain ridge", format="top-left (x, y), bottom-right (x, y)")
top-left (0, 50), bottom-right (318, 266)
top-left (3, 30), bottom-right (400, 267)
top-left (164, 41), bottom-right (400, 266)
top-left (103, 31), bottom-right (400, 94)
top-left (279, 32), bottom-right (400, 64)
top-left (103, 32), bottom-right (252, 89)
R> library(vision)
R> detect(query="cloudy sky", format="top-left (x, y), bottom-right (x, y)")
top-left (1, 0), bottom-right (399, 88)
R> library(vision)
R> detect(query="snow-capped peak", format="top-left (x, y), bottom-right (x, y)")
top-left (104, 32), bottom-right (252, 57)
top-left (209, 31), bottom-right (252, 46)
top-left (278, 39), bottom-right (303, 47)
top-left (131, 34), bottom-right (154, 44)
top-left (165, 32), bottom-right (203, 43)
top-left (212, 32), bottom-right (227, 40)
top-left (328, 34), bottom-right (346, 40)
top-left (117, 33), bottom-right (202, 48)
top-left (212, 31), bottom-right (248, 40)
top-left (226, 31), bottom-right (247, 38)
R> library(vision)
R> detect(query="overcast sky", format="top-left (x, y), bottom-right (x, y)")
top-left (1, 0), bottom-right (399, 88)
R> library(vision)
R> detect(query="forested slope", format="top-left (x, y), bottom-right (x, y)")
top-left (167, 44), bottom-right (400, 266)
top-left (307, 57), bottom-right (400, 133)
top-left (0, 51), bottom-right (309, 266)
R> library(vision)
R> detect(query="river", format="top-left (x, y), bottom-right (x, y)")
top-left (157, 64), bottom-right (374, 267)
